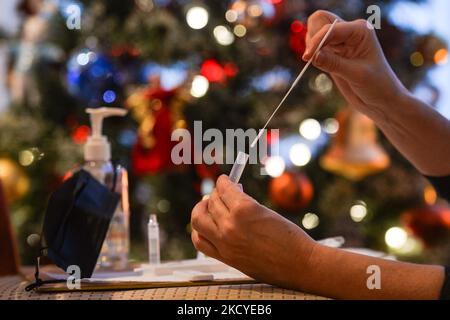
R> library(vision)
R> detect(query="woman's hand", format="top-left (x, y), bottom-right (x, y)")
top-left (303, 10), bottom-right (407, 121)
top-left (191, 175), bottom-right (316, 290)
top-left (191, 175), bottom-right (445, 299)
top-left (304, 10), bottom-right (450, 177)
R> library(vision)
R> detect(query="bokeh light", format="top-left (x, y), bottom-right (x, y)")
top-left (76, 52), bottom-right (90, 66)
top-left (350, 201), bottom-right (368, 222)
top-left (264, 156), bottom-right (285, 178)
top-left (233, 24), bottom-right (247, 37)
top-left (225, 9), bottom-right (238, 23)
top-left (385, 227), bottom-right (408, 249)
top-left (323, 118), bottom-right (339, 135)
top-left (103, 90), bottom-right (116, 103)
top-left (302, 213), bottom-right (319, 230)
top-left (247, 3), bottom-right (263, 17)
top-left (299, 119), bottom-right (321, 141)
top-left (18, 150), bottom-right (34, 167)
top-left (410, 52), bottom-right (424, 67)
top-left (434, 48), bottom-right (448, 65)
top-left (186, 6), bottom-right (209, 30)
top-left (190, 75), bottom-right (209, 98)
top-left (213, 25), bottom-right (235, 46)
top-left (424, 184), bottom-right (438, 205)
top-left (314, 73), bottom-right (333, 94)
top-left (289, 143), bottom-right (311, 167)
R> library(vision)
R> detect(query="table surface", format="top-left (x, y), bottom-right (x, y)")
top-left (0, 273), bottom-right (327, 300)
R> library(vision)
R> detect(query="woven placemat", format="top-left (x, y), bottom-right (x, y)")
top-left (0, 275), bottom-right (327, 300)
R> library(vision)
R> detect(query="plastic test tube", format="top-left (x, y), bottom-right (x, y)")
top-left (229, 151), bottom-right (250, 183)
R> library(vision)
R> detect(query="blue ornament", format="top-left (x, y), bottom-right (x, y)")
top-left (66, 51), bottom-right (119, 107)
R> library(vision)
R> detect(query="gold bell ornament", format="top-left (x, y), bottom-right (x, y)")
top-left (320, 107), bottom-right (390, 181)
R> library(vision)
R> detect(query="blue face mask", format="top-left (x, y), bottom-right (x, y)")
top-left (26, 169), bottom-right (120, 291)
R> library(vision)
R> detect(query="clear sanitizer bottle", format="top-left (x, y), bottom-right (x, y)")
top-left (83, 107), bottom-right (130, 270)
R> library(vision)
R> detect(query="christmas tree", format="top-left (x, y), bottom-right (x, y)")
top-left (1, 0), bottom-right (449, 266)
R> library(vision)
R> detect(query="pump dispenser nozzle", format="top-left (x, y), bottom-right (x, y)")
top-left (84, 107), bottom-right (128, 161)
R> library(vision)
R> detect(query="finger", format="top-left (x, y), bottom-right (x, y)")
top-left (191, 200), bottom-right (219, 242)
top-left (312, 48), bottom-right (356, 79)
top-left (216, 174), bottom-right (244, 210)
top-left (191, 230), bottom-right (220, 259)
top-left (303, 20), bottom-right (363, 61)
top-left (306, 10), bottom-right (343, 43)
top-left (207, 188), bottom-right (229, 222)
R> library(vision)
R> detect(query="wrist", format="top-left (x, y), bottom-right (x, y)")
top-left (289, 232), bottom-right (320, 290)
top-left (367, 83), bottom-right (410, 130)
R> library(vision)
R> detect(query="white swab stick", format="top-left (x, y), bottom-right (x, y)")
top-left (250, 19), bottom-right (338, 149)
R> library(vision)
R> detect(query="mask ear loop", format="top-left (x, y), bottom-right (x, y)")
top-left (25, 245), bottom-right (65, 292)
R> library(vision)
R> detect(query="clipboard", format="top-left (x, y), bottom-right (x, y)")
top-left (29, 258), bottom-right (257, 293)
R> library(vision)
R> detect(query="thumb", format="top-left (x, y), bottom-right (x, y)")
top-left (313, 49), bottom-right (355, 78)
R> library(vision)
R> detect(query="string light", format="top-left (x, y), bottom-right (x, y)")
top-left (350, 201), bottom-right (367, 222)
top-left (314, 73), bottom-right (333, 94)
top-left (424, 184), bottom-right (438, 205)
top-left (385, 227), bottom-right (408, 250)
top-left (323, 118), bottom-right (339, 135)
top-left (299, 119), bottom-right (321, 141)
top-left (213, 25), bottom-right (235, 46)
top-left (186, 6), bottom-right (209, 30)
top-left (103, 90), bottom-right (116, 103)
top-left (289, 143), bottom-right (311, 167)
top-left (225, 9), bottom-right (238, 23)
top-left (233, 24), bottom-right (247, 37)
top-left (302, 213), bottom-right (319, 230)
top-left (434, 48), bottom-right (448, 65)
top-left (190, 75), bottom-right (209, 98)
top-left (18, 150), bottom-right (34, 167)
top-left (264, 156), bottom-right (285, 178)
top-left (410, 52), bottom-right (424, 67)
top-left (76, 53), bottom-right (89, 66)
top-left (247, 3), bottom-right (263, 17)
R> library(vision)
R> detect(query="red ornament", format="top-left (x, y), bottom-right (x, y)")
top-left (289, 20), bottom-right (307, 58)
top-left (290, 20), bottom-right (305, 33)
top-left (269, 171), bottom-right (313, 212)
top-left (201, 59), bottom-right (226, 83)
top-left (130, 82), bottom-right (178, 175)
top-left (72, 125), bottom-right (90, 144)
top-left (402, 205), bottom-right (450, 247)
top-left (132, 105), bottom-right (175, 175)
top-left (201, 59), bottom-right (238, 84)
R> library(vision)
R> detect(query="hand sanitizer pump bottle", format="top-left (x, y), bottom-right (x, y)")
top-left (83, 107), bottom-right (130, 270)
